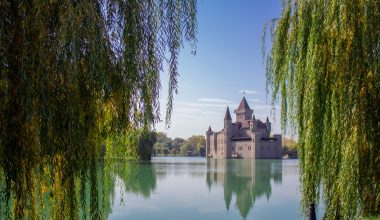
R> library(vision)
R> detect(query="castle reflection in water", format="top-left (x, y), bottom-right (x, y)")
top-left (0, 158), bottom-right (284, 219)
top-left (206, 159), bottom-right (283, 219)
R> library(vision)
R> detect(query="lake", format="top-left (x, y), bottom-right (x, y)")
top-left (0, 157), bottom-right (323, 219)
top-left (108, 157), bottom-right (323, 220)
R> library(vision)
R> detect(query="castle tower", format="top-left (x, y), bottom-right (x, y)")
top-left (224, 106), bottom-right (232, 128)
top-left (206, 126), bottom-right (213, 158)
top-left (265, 116), bottom-right (271, 136)
top-left (234, 97), bottom-right (253, 122)
top-left (253, 132), bottom-right (261, 158)
top-left (249, 120), bottom-right (257, 158)
top-left (224, 106), bottom-right (232, 158)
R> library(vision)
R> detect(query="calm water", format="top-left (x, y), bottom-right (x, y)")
top-left (109, 157), bottom-right (323, 220)
top-left (0, 157), bottom-right (323, 219)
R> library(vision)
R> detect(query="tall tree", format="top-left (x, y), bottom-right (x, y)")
top-left (0, 0), bottom-right (196, 218)
top-left (137, 129), bottom-right (157, 161)
top-left (263, 0), bottom-right (379, 219)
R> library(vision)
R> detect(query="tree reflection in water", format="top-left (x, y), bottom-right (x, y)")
top-left (206, 159), bottom-right (282, 219)
top-left (0, 158), bottom-right (157, 219)
top-left (0, 158), bottom-right (283, 219)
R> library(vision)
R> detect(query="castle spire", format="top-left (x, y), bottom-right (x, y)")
top-left (208, 126), bottom-right (212, 132)
top-left (234, 97), bottom-right (253, 122)
top-left (266, 116), bottom-right (269, 123)
top-left (224, 106), bottom-right (232, 120)
top-left (236, 96), bottom-right (251, 112)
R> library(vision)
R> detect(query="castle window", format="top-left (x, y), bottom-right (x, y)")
top-left (248, 146), bottom-right (251, 150)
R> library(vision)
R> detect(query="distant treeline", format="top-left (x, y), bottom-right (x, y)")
top-left (282, 137), bottom-right (297, 150)
top-left (282, 137), bottom-right (298, 159)
top-left (102, 130), bottom-right (205, 160)
top-left (153, 132), bottom-right (206, 157)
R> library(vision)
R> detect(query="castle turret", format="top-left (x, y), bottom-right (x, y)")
top-left (249, 120), bottom-right (257, 158)
top-left (207, 126), bottom-right (212, 134)
top-left (234, 97), bottom-right (253, 122)
top-left (253, 132), bottom-right (261, 158)
top-left (250, 118), bottom-right (257, 131)
top-left (274, 134), bottom-right (282, 158)
top-left (224, 107), bottom-right (232, 158)
top-left (206, 126), bottom-right (213, 158)
top-left (265, 116), bottom-right (271, 136)
top-left (224, 106), bottom-right (232, 128)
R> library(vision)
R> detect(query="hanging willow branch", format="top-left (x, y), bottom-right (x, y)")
top-left (0, 0), bottom-right (196, 218)
top-left (263, 0), bottom-right (380, 219)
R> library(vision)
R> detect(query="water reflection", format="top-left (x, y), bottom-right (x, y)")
top-left (113, 161), bottom-right (157, 198)
top-left (0, 158), bottom-right (288, 219)
top-left (206, 159), bottom-right (283, 219)
top-left (0, 158), bottom-right (158, 219)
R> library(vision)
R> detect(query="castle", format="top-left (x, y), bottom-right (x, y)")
top-left (205, 97), bottom-right (282, 159)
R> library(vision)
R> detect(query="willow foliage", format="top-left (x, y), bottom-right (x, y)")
top-left (0, 0), bottom-right (196, 218)
top-left (263, 0), bottom-right (380, 218)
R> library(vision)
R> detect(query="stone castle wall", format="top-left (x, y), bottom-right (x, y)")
top-left (255, 135), bottom-right (282, 159)
top-left (231, 140), bottom-right (254, 158)
top-left (206, 97), bottom-right (282, 159)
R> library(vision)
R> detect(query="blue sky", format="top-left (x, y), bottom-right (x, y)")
top-left (156, 0), bottom-right (283, 139)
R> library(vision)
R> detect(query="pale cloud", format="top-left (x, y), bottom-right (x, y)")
top-left (173, 108), bottom-right (202, 114)
top-left (249, 98), bottom-right (261, 103)
top-left (252, 104), bottom-right (272, 110)
top-left (201, 111), bottom-right (222, 116)
top-left (239, 89), bottom-right (261, 95)
top-left (173, 113), bottom-right (197, 119)
top-left (197, 98), bottom-right (232, 103)
top-left (182, 102), bottom-right (233, 108)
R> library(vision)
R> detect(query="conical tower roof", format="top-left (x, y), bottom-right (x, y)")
top-left (236, 97), bottom-right (251, 112)
top-left (224, 106), bottom-right (232, 120)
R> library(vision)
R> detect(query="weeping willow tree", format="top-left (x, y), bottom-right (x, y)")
top-left (263, 0), bottom-right (379, 219)
top-left (0, 0), bottom-right (196, 218)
